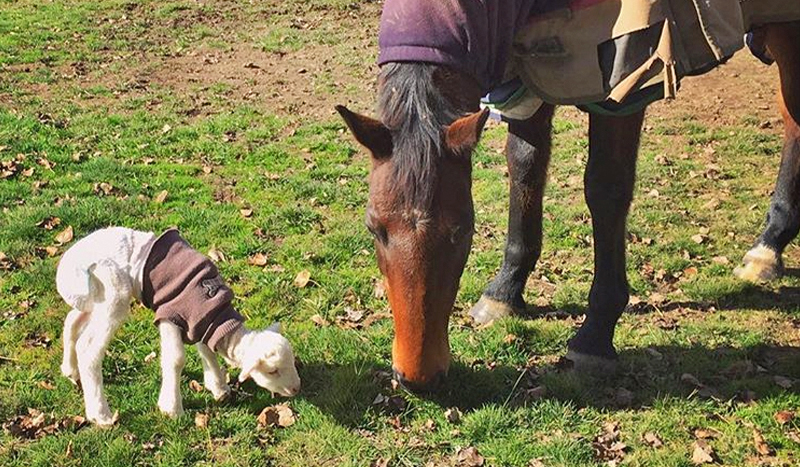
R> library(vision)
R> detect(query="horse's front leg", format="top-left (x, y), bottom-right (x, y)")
top-left (470, 104), bottom-right (555, 324)
top-left (566, 109), bottom-right (644, 373)
top-left (736, 21), bottom-right (800, 282)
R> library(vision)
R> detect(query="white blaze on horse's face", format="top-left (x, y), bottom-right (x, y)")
top-left (337, 105), bottom-right (490, 391)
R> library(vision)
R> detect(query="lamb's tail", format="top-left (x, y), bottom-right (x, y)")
top-left (56, 256), bottom-right (95, 312)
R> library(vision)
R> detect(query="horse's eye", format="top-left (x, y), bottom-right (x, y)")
top-left (365, 212), bottom-right (388, 244)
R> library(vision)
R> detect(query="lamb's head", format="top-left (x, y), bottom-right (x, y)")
top-left (238, 323), bottom-right (301, 397)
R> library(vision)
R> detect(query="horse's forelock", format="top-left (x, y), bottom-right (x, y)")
top-left (377, 63), bottom-right (460, 209)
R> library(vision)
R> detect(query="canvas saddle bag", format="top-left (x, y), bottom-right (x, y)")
top-left (492, 0), bottom-right (800, 120)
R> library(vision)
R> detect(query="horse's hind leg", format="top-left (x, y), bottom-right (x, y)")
top-left (566, 109), bottom-right (645, 373)
top-left (470, 104), bottom-right (555, 324)
top-left (736, 21), bottom-right (800, 282)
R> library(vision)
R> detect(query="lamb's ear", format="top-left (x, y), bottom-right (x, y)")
top-left (336, 105), bottom-right (393, 160)
top-left (238, 355), bottom-right (260, 382)
top-left (267, 322), bottom-right (281, 334)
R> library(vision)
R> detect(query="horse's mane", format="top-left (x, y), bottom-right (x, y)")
top-left (377, 63), bottom-right (460, 209)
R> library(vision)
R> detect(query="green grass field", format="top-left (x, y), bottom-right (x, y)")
top-left (1, 1), bottom-right (799, 466)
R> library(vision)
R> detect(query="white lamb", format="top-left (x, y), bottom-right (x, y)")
top-left (56, 227), bottom-right (301, 426)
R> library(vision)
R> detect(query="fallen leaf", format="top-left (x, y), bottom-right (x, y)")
top-left (208, 247), bottom-right (226, 263)
top-left (753, 428), bottom-right (773, 456)
top-left (691, 234), bottom-right (707, 244)
top-left (38, 381), bottom-right (56, 390)
top-left (711, 256), bottom-right (729, 265)
top-left (257, 404), bottom-right (295, 429)
top-left (153, 190), bottom-right (169, 203)
top-left (44, 246), bottom-right (59, 257)
top-left (774, 375), bottom-right (793, 389)
top-left (681, 373), bottom-right (702, 387)
top-left (293, 270), bottom-right (311, 288)
top-left (528, 459), bottom-right (547, 467)
top-left (373, 280), bottom-right (387, 299)
top-left (444, 408), bottom-right (462, 424)
top-left (691, 440), bottom-right (716, 464)
top-left (774, 410), bottom-right (795, 425)
top-left (247, 252), bottom-right (268, 266)
top-left (55, 226), bottom-right (74, 244)
top-left (202, 165), bottom-right (213, 174)
top-left (592, 421), bottom-right (627, 464)
top-left (240, 208), bottom-right (253, 218)
top-left (189, 380), bottom-right (203, 392)
top-left (194, 412), bottom-right (209, 429)
top-left (455, 446), bottom-right (484, 467)
top-left (2, 409), bottom-right (87, 439)
top-left (643, 431), bottom-right (663, 448)
top-left (143, 351), bottom-right (157, 364)
top-left (370, 459), bottom-right (390, 467)
top-left (36, 216), bottom-right (61, 230)
top-left (161, 124), bottom-right (172, 134)
top-left (693, 428), bottom-right (720, 440)
top-left (309, 314), bottom-right (330, 327)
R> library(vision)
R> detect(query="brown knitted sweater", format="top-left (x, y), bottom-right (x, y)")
top-left (142, 230), bottom-right (243, 351)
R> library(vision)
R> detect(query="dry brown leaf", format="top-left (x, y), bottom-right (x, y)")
top-left (36, 216), bottom-right (61, 230)
top-left (774, 410), bottom-right (795, 425)
top-left (593, 421), bottom-right (627, 464)
top-left (370, 459), bottom-right (390, 467)
top-left (753, 428), bottom-right (773, 456)
top-left (691, 234), bottom-right (707, 244)
top-left (202, 165), bottom-right (213, 174)
top-left (774, 375), bottom-right (793, 389)
top-left (189, 380), bottom-right (203, 392)
top-left (643, 431), bottom-right (663, 448)
top-left (694, 428), bottom-right (721, 440)
top-left (528, 459), bottom-right (547, 467)
top-left (153, 190), bottom-right (169, 203)
top-left (208, 247), bottom-right (226, 263)
top-left (240, 208), bottom-right (253, 218)
top-left (309, 314), bottom-right (330, 327)
top-left (691, 440), bottom-right (715, 464)
top-left (44, 246), bottom-right (59, 257)
top-left (2, 409), bottom-right (88, 439)
top-left (143, 351), bottom-right (157, 364)
top-left (247, 252), bottom-right (268, 266)
top-left (38, 381), bottom-right (56, 391)
top-left (455, 446), bottom-right (484, 467)
top-left (373, 280), bottom-right (387, 299)
top-left (681, 373), bottom-right (702, 387)
top-left (194, 412), bottom-right (209, 429)
top-left (161, 124), bottom-right (172, 134)
top-left (293, 270), bottom-right (311, 288)
top-left (55, 226), bottom-right (74, 244)
top-left (257, 404), bottom-right (295, 429)
top-left (444, 407), bottom-right (462, 424)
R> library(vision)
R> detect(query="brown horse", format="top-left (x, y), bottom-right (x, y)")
top-left (338, 15), bottom-right (800, 391)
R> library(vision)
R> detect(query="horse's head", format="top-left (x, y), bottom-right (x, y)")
top-left (336, 66), bottom-right (487, 391)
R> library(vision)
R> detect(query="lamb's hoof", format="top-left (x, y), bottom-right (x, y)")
top-left (211, 386), bottom-right (232, 402)
top-left (564, 350), bottom-right (619, 379)
top-left (734, 245), bottom-right (782, 283)
top-left (469, 296), bottom-right (520, 325)
top-left (88, 410), bottom-right (119, 428)
top-left (61, 366), bottom-right (80, 387)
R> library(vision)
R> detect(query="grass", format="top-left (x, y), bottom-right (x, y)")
top-left (2, 1), bottom-right (800, 466)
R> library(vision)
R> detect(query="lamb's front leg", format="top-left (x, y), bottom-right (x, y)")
top-left (158, 321), bottom-right (186, 418)
top-left (195, 343), bottom-right (230, 401)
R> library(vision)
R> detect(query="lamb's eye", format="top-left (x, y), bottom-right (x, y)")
top-left (268, 369), bottom-right (280, 376)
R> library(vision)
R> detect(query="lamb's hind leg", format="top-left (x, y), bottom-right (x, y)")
top-left (470, 104), bottom-right (555, 324)
top-left (158, 321), bottom-right (186, 418)
top-left (736, 21), bottom-right (800, 282)
top-left (195, 343), bottom-right (230, 401)
top-left (61, 308), bottom-right (89, 385)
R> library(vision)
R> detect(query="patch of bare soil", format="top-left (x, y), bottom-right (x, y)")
top-left (650, 53), bottom-right (782, 130)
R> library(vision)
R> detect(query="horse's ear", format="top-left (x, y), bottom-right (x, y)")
top-left (336, 105), bottom-right (393, 159)
top-left (445, 108), bottom-right (490, 157)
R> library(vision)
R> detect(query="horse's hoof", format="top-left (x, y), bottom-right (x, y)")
top-left (734, 244), bottom-right (782, 283)
top-left (564, 350), bottom-right (619, 378)
top-left (469, 296), bottom-right (520, 325)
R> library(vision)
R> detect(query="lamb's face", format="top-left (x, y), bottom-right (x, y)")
top-left (239, 327), bottom-right (301, 397)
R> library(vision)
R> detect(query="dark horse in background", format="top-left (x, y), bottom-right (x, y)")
top-left (337, 1), bottom-right (800, 392)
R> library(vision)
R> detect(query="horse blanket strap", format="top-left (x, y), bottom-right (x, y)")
top-left (495, 0), bottom-right (800, 120)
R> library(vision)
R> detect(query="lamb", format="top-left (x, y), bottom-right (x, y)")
top-left (56, 227), bottom-right (301, 426)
